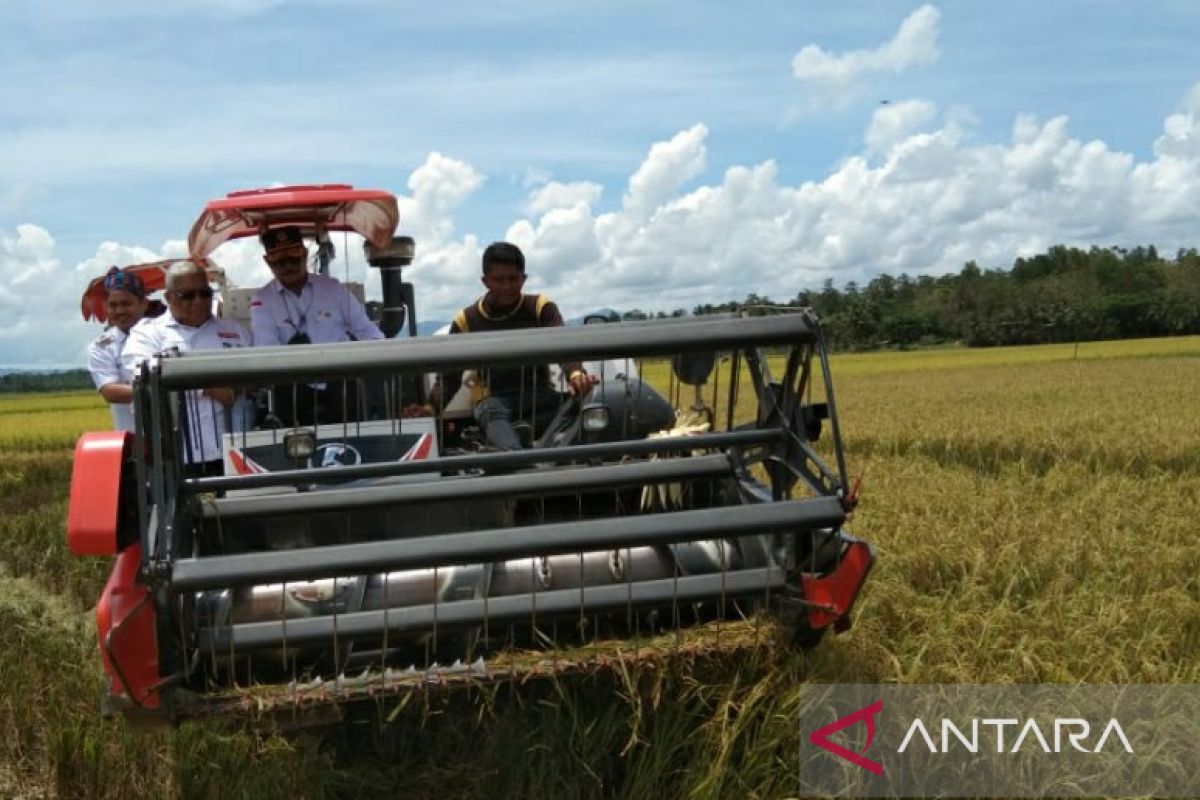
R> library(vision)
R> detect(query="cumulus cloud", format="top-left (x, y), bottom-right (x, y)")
top-left (402, 152), bottom-right (484, 241)
top-left (0, 225), bottom-right (92, 364)
top-left (623, 124), bottom-right (708, 217)
top-left (1153, 82), bottom-right (1200, 161)
top-left (865, 99), bottom-right (939, 156)
top-left (499, 83), bottom-right (1200, 317)
top-left (8, 79), bottom-right (1200, 365)
top-left (792, 5), bottom-right (940, 96)
top-left (526, 181), bottom-right (603, 216)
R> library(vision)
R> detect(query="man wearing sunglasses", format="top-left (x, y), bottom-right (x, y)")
top-left (123, 261), bottom-right (251, 476)
top-left (249, 226), bottom-right (383, 425)
top-left (86, 266), bottom-right (149, 432)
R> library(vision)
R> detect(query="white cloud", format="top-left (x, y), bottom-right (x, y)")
top-left (401, 152), bottom-right (484, 243)
top-left (521, 168), bottom-right (553, 190)
top-left (623, 124), bottom-right (708, 218)
top-left (792, 5), bottom-right (940, 97)
top-left (1153, 82), bottom-right (1200, 161)
top-left (0, 226), bottom-right (56, 331)
top-left (73, 241), bottom-right (162, 283)
top-left (0, 225), bottom-right (78, 365)
top-left (9, 80), bottom-right (1200, 365)
top-left (499, 83), bottom-right (1200, 317)
top-left (865, 99), bottom-right (939, 156)
top-left (526, 181), bottom-right (603, 216)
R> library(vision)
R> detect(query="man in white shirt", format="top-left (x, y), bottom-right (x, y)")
top-left (250, 225), bottom-right (384, 424)
top-left (86, 267), bottom-right (149, 432)
top-left (123, 261), bottom-right (251, 476)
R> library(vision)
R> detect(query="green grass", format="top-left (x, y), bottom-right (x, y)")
top-left (1, 336), bottom-right (1198, 797)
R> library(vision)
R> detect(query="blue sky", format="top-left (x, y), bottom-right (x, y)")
top-left (2, 1), bottom-right (1199, 366)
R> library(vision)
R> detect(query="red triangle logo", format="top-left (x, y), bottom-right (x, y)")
top-left (808, 700), bottom-right (884, 775)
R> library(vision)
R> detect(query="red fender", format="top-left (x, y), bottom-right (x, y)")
top-left (800, 539), bottom-right (874, 631)
top-left (67, 431), bottom-right (130, 556)
top-left (96, 543), bottom-right (160, 710)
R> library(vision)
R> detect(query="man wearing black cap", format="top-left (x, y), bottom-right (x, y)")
top-left (87, 266), bottom-right (149, 432)
top-left (250, 226), bottom-right (384, 425)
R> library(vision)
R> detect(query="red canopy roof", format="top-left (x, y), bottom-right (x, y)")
top-left (81, 258), bottom-right (223, 323)
top-left (187, 184), bottom-right (400, 259)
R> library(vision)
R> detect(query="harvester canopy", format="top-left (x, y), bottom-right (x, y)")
top-left (187, 184), bottom-right (399, 259)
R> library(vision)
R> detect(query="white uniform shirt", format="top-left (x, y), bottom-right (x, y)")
top-left (249, 273), bottom-right (384, 346)
top-left (87, 327), bottom-right (135, 432)
top-left (122, 312), bottom-right (252, 464)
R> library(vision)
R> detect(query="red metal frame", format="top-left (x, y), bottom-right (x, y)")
top-left (80, 257), bottom-right (223, 323)
top-left (67, 432), bottom-right (130, 555)
top-left (96, 544), bottom-right (160, 710)
top-left (800, 539), bottom-right (874, 630)
top-left (187, 184), bottom-right (400, 259)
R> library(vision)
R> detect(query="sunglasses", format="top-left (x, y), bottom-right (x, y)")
top-left (171, 287), bottom-right (214, 302)
top-left (264, 246), bottom-right (307, 267)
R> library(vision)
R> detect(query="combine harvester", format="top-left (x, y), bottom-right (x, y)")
top-left (68, 185), bottom-right (873, 724)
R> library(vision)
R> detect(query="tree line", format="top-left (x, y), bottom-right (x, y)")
top-left (8, 244), bottom-right (1200, 392)
top-left (0, 369), bottom-right (92, 394)
top-left (625, 244), bottom-right (1200, 350)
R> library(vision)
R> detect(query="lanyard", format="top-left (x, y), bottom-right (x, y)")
top-left (281, 284), bottom-right (314, 334)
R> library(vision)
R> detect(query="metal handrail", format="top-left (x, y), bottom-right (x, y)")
top-left (154, 313), bottom-right (818, 389)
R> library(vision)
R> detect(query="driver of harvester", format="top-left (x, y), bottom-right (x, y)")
top-left (250, 225), bottom-right (384, 425)
top-left (417, 241), bottom-right (598, 450)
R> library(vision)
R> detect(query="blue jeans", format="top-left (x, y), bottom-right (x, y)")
top-left (474, 390), bottom-right (564, 450)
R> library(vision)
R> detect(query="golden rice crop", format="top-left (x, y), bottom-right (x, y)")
top-left (0, 391), bottom-right (109, 450)
top-left (0, 390), bottom-right (107, 415)
top-left (831, 333), bottom-right (1200, 376)
top-left (0, 335), bottom-right (1197, 798)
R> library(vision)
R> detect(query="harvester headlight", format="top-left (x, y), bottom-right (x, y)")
top-left (580, 403), bottom-right (610, 432)
top-left (283, 429), bottom-right (317, 460)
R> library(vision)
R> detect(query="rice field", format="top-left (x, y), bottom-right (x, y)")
top-left (1, 335), bottom-right (1198, 798)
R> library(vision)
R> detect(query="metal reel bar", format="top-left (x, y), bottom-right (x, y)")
top-left (171, 496), bottom-right (847, 592)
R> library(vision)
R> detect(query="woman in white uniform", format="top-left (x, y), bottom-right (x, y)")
top-left (86, 267), bottom-right (149, 432)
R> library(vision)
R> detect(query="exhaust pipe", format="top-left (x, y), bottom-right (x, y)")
top-left (365, 236), bottom-right (416, 338)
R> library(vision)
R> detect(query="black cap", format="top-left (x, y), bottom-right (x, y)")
top-left (261, 226), bottom-right (305, 254)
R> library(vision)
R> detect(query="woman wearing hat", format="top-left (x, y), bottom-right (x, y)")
top-left (86, 266), bottom-right (149, 432)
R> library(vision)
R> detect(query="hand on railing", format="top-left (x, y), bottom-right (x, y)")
top-left (567, 369), bottom-right (599, 397)
top-left (401, 403), bottom-right (435, 418)
top-left (202, 387), bottom-right (237, 407)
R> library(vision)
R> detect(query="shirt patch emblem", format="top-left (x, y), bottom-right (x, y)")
top-left (217, 331), bottom-right (241, 339)
top-left (250, 300), bottom-right (263, 308)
